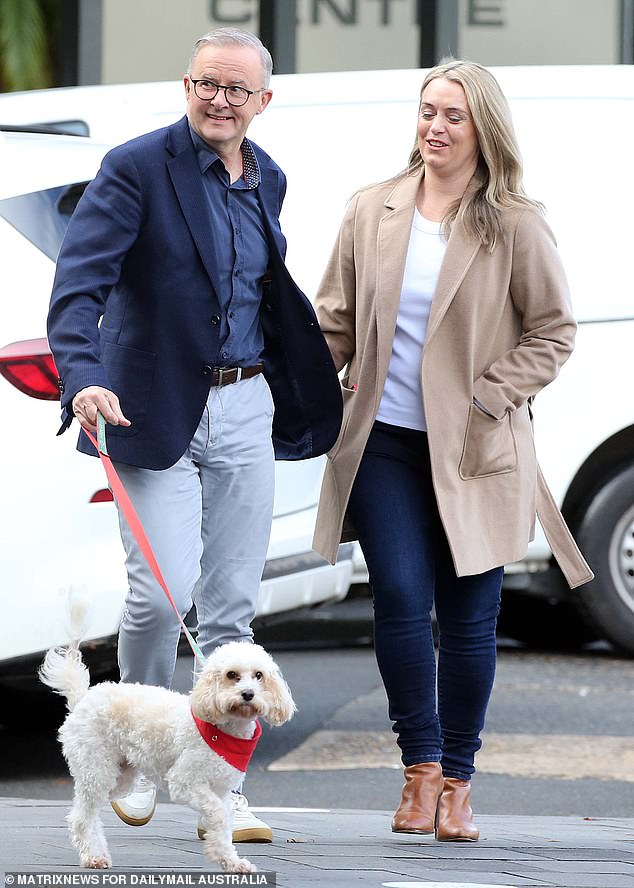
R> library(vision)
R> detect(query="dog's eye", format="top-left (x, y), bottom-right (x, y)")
top-left (255, 671), bottom-right (263, 680)
top-left (227, 670), bottom-right (238, 680)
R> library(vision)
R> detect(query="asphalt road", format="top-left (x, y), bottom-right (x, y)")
top-left (1, 595), bottom-right (632, 817)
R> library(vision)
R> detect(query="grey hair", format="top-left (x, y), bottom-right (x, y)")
top-left (188, 28), bottom-right (273, 87)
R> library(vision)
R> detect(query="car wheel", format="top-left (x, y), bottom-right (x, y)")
top-left (575, 463), bottom-right (634, 656)
top-left (497, 591), bottom-right (598, 650)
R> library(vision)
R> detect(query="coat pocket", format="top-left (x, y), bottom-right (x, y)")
top-left (459, 402), bottom-right (518, 479)
top-left (327, 381), bottom-right (356, 458)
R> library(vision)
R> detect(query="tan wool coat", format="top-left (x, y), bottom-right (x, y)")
top-left (312, 173), bottom-right (593, 588)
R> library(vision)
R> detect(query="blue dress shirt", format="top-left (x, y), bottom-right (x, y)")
top-left (189, 124), bottom-right (269, 367)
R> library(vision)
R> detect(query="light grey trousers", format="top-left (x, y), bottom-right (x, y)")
top-left (113, 373), bottom-right (275, 688)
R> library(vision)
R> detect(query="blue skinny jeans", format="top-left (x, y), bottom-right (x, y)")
top-left (347, 421), bottom-right (503, 780)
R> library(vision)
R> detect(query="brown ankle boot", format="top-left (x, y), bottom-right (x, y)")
top-left (391, 762), bottom-right (443, 834)
top-left (435, 777), bottom-right (479, 842)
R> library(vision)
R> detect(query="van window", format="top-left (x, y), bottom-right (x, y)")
top-left (0, 182), bottom-right (88, 260)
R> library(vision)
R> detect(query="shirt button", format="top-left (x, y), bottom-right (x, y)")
top-left (210, 315), bottom-right (220, 325)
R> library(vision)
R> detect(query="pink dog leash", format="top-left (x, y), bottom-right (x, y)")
top-left (85, 413), bottom-right (206, 668)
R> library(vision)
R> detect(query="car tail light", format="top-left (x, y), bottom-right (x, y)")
top-left (90, 488), bottom-right (114, 504)
top-left (0, 337), bottom-right (60, 400)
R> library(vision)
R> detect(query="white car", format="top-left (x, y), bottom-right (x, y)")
top-left (0, 129), bottom-right (353, 691)
top-left (2, 66), bottom-right (634, 656)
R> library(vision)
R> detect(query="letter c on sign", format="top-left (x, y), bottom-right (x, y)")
top-left (210, 0), bottom-right (255, 24)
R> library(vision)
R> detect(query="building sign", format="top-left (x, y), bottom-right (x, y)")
top-left (210, 0), bottom-right (254, 23)
top-left (99, 0), bottom-right (623, 84)
top-left (467, 0), bottom-right (505, 27)
top-left (210, 0), bottom-right (419, 26)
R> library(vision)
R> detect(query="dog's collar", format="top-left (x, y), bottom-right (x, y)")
top-left (191, 709), bottom-right (262, 772)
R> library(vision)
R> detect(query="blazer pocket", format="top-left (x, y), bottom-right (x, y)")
top-left (459, 402), bottom-right (518, 480)
top-left (101, 341), bottom-right (157, 436)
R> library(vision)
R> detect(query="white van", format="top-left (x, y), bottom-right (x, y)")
top-left (1, 65), bottom-right (633, 654)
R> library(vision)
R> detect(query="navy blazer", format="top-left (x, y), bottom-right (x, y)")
top-left (48, 117), bottom-right (342, 469)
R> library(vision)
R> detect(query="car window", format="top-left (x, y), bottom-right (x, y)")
top-left (0, 182), bottom-right (88, 260)
top-left (0, 120), bottom-right (90, 136)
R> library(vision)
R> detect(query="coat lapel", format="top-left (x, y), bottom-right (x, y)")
top-left (425, 229), bottom-right (480, 345)
top-left (425, 181), bottom-right (482, 344)
top-left (165, 117), bottom-right (223, 299)
top-left (373, 174), bottom-right (482, 385)
top-left (375, 175), bottom-right (418, 388)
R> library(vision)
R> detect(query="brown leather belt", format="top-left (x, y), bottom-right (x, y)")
top-left (207, 363), bottom-right (264, 387)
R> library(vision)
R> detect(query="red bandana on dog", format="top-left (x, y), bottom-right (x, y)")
top-left (191, 711), bottom-right (262, 772)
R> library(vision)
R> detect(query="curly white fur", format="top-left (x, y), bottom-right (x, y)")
top-left (39, 640), bottom-right (295, 873)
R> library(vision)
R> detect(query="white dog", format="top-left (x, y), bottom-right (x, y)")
top-left (39, 638), bottom-right (295, 873)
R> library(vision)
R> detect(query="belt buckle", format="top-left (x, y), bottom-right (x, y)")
top-left (216, 366), bottom-right (241, 386)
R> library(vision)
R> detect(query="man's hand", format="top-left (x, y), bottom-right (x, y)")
top-left (72, 386), bottom-right (131, 432)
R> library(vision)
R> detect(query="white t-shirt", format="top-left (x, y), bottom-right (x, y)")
top-left (375, 209), bottom-right (447, 431)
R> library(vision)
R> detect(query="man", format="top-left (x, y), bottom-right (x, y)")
top-left (47, 28), bottom-right (341, 843)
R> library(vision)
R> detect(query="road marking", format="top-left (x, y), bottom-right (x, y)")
top-left (269, 731), bottom-right (634, 781)
top-left (249, 806), bottom-right (331, 812)
top-left (383, 884), bottom-right (518, 888)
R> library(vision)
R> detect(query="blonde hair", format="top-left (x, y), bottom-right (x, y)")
top-left (403, 59), bottom-right (542, 251)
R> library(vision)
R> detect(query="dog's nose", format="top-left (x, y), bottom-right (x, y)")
top-left (241, 691), bottom-right (255, 702)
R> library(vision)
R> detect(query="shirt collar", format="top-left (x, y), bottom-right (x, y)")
top-left (188, 123), bottom-right (261, 189)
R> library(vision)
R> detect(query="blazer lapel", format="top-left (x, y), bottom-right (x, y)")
top-left (256, 160), bottom-right (287, 266)
top-left (165, 118), bottom-right (223, 299)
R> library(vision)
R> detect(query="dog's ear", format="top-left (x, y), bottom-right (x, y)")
top-left (264, 669), bottom-right (297, 726)
top-left (190, 666), bottom-right (224, 725)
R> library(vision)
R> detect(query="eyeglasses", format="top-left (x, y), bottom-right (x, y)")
top-left (189, 79), bottom-right (263, 107)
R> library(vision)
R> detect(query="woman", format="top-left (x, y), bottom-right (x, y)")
top-left (312, 60), bottom-right (593, 841)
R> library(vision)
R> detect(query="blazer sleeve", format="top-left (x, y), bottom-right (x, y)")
top-left (472, 209), bottom-right (577, 420)
top-left (47, 144), bottom-right (144, 413)
top-left (314, 192), bottom-right (360, 373)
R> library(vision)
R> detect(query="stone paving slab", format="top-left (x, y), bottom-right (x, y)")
top-left (1, 799), bottom-right (633, 888)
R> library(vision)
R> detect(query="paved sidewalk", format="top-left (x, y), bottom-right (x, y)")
top-left (1, 799), bottom-right (633, 888)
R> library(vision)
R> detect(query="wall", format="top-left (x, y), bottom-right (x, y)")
top-left (95, 0), bottom-right (623, 85)
top-left (100, 0), bottom-right (217, 83)
top-left (459, 0), bottom-right (620, 65)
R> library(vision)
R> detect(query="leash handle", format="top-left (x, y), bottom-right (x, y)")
top-left (85, 413), bottom-right (206, 667)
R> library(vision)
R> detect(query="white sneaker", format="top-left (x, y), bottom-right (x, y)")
top-left (197, 792), bottom-right (273, 843)
top-left (111, 775), bottom-right (157, 826)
